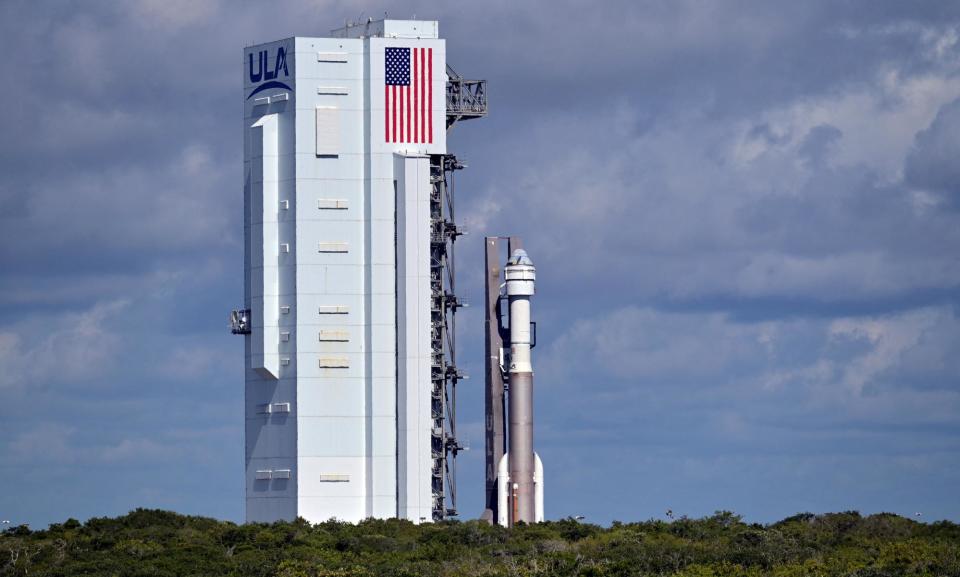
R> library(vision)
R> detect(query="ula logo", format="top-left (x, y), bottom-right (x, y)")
top-left (247, 46), bottom-right (291, 100)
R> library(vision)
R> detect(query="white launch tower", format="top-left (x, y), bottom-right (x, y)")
top-left (233, 19), bottom-right (485, 524)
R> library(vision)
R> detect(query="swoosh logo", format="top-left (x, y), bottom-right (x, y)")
top-left (247, 81), bottom-right (292, 100)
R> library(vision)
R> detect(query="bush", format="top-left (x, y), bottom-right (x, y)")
top-left (0, 510), bottom-right (955, 577)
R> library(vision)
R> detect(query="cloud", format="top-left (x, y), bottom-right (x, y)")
top-left (0, 300), bottom-right (128, 390)
top-left (157, 342), bottom-right (235, 381)
top-left (460, 58), bottom-right (960, 313)
top-left (540, 305), bottom-right (960, 431)
top-left (126, 0), bottom-right (224, 29)
top-left (6, 422), bottom-right (234, 465)
top-left (8, 424), bottom-right (76, 462)
top-left (905, 97), bottom-right (960, 206)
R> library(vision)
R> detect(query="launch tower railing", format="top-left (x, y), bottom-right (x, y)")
top-left (446, 65), bottom-right (487, 128)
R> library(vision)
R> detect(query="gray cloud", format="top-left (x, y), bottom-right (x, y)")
top-left (906, 97), bottom-right (960, 207)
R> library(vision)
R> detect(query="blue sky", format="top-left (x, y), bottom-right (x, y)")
top-left (1, 0), bottom-right (958, 527)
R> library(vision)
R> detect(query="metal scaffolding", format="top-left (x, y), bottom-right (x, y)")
top-left (429, 154), bottom-right (466, 520)
top-left (446, 65), bottom-right (487, 128)
top-left (423, 65), bottom-right (485, 520)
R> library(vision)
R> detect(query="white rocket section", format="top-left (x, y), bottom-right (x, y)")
top-left (242, 22), bottom-right (446, 524)
top-left (496, 452), bottom-right (544, 526)
top-left (535, 454), bottom-right (544, 523)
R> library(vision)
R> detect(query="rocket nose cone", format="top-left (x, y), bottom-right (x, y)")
top-left (508, 249), bottom-right (533, 266)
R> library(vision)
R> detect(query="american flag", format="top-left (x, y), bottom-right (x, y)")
top-left (385, 47), bottom-right (433, 144)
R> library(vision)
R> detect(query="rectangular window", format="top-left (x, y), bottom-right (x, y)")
top-left (319, 330), bottom-right (349, 342)
top-left (318, 242), bottom-right (348, 253)
top-left (319, 357), bottom-right (349, 368)
top-left (317, 52), bottom-right (348, 63)
top-left (318, 474), bottom-right (350, 482)
top-left (318, 305), bottom-right (348, 314)
top-left (316, 107), bottom-right (341, 157)
top-left (317, 198), bottom-right (348, 210)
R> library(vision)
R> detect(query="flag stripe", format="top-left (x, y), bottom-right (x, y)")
top-left (428, 48), bottom-right (433, 143)
top-left (392, 85), bottom-right (397, 142)
top-left (417, 50), bottom-right (427, 142)
top-left (406, 79), bottom-right (411, 142)
top-left (384, 85), bottom-right (389, 142)
top-left (412, 48), bottom-right (418, 143)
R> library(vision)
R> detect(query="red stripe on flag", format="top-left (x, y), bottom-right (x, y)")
top-left (392, 85), bottom-right (397, 142)
top-left (384, 85), bottom-right (389, 142)
top-left (413, 48), bottom-right (418, 143)
top-left (428, 48), bottom-right (433, 143)
top-left (420, 48), bottom-right (426, 144)
top-left (406, 85), bottom-right (410, 143)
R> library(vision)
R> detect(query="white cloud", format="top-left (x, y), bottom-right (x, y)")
top-left (5, 423), bottom-right (232, 465)
top-left (8, 423), bottom-right (76, 462)
top-left (157, 342), bottom-right (234, 381)
top-left (0, 300), bottom-right (128, 390)
top-left (467, 64), bottom-right (960, 306)
top-left (731, 69), bottom-right (960, 179)
top-left (828, 309), bottom-right (938, 394)
top-left (127, 0), bottom-right (223, 29)
top-left (542, 305), bottom-right (960, 427)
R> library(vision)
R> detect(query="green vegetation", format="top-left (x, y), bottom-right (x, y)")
top-left (2, 509), bottom-right (958, 576)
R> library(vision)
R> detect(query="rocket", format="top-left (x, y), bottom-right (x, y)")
top-left (484, 240), bottom-right (544, 526)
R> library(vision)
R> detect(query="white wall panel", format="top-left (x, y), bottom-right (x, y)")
top-left (295, 264), bottom-right (365, 294)
top-left (298, 457), bottom-right (366, 496)
top-left (297, 496), bottom-right (365, 523)
top-left (250, 114), bottom-right (281, 380)
top-left (294, 164), bottom-right (365, 182)
top-left (296, 378), bottom-right (366, 417)
top-left (298, 417), bottom-right (365, 457)
top-left (394, 154), bottom-right (433, 523)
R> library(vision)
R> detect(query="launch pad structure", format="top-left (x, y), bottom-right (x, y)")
top-left (233, 19), bottom-right (487, 524)
top-left (233, 18), bottom-right (541, 526)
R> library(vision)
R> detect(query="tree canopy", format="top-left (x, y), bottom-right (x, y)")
top-left (2, 509), bottom-right (958, 576)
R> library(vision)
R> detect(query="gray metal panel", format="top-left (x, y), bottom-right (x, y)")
top-left (483, 237), bottom-right (505, 522)
top-left (507, 371), bottom-right (535, 523)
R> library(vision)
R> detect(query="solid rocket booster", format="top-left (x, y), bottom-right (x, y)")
top-left (504, 249), bottom-right (539, 524)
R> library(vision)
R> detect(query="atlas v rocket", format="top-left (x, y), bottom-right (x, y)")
top-left (483, 238), bottom-right (545, 526)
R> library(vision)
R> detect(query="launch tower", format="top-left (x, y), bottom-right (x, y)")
top-left (231, 19), bottom-right (486, 524)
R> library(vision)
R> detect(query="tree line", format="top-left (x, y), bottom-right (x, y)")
top-left (2, 509), bottom-right (959, 576)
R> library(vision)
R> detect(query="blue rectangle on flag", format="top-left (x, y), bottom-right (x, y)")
top-left (385, 47), bottom-right (410, 85)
